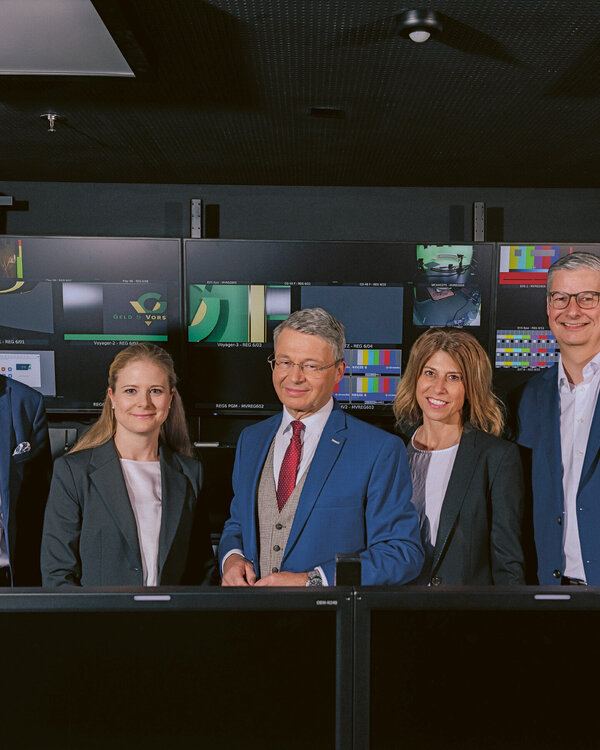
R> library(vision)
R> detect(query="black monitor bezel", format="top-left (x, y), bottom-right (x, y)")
top-left (0, 234), bottom-right (184, 414)
top-left (183, 238), bottom-right (496, 419)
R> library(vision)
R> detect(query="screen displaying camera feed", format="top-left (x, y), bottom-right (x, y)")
top-left (0, 237), bottom-right (182, 412)
top-left (493, 243), bottom-right (600, 397)
top-left (413, 245), bottom-right (482, 327)
top-left (184, 240), bottom-right (494, 415)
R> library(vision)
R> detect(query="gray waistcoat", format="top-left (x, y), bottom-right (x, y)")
top-left (257, 439), bottom-right (309, 578)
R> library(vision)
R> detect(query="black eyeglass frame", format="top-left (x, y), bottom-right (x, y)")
top-left (547, 291), bottom-right (600, 310)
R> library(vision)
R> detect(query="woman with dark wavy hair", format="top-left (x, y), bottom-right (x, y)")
top-left (42, 344), bottom-right (215, 587)
top-left (394, 327), bottom-right (525, 585)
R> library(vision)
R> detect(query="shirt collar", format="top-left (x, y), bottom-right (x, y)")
top-left (558, 351), bottom-right (600, 392)
top-left (557, 358), bottom-right (570, 392)
top-left (281, 398), bottom-right (334, 434)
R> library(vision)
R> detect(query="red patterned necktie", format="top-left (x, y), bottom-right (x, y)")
top-left (277, 420), bottom-right (305, 511)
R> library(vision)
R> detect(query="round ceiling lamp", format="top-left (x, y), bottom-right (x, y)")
top-left (396, 9), bottom-right (443, 43)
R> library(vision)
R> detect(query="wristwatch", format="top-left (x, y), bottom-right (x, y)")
top-left (306, 569), bottom-right (323, 587)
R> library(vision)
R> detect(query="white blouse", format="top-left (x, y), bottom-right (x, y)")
top-left (406, 435), bottom-right (459, 548)
top-left (120, 459), bottom-right (163, 586)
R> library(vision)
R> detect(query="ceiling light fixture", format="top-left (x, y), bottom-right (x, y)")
top-left (396, 9), bottom-right (443, 43)
top-left (309, 106), bottom-right (346, 120)
top-left (40, 113), bottom-right (63, 132)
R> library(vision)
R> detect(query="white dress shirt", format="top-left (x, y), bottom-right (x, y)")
top-left (558, 352), bottom-right (600, 582)
top-left (273, 400), bottom-right (334, 487)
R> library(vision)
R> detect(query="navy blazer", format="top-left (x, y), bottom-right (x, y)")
top-left (0, 375), bottom-right (51, 585)
top-left (406, 427), bottom-right (525, 585)
top-left (218, 404), bottom-right (424, 585)
top-left (517, 364), bottom-right (600, 584)
top-left (41, 440), bottom-right (215, 587)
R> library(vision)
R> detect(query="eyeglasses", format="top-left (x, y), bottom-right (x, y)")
top-left (267, 355), bottom-right (342, 377)
top-left (547, 291), bottom-right (600, 310)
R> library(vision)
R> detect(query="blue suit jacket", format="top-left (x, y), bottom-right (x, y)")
top-left (218, 405), bottom-right (424, 585)
top-left (517, 364), bottom-right (600, 584)
top-left (0, 375), bottom-right (51, 585)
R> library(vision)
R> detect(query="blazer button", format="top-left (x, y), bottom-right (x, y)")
top-left (553, 569), bottom-right (561, 578)
top-left (272, 567), bottom-right (279, 573)
top-left (557, 517), bottom-right (562, 525)
top-left (431, 576), bottom-right (442, 586)
top-left (275, 523), bottom-right (283, 530)
top-left (273, 545), bottom-right (281, 552)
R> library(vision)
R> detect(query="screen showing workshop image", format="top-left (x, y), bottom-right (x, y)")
top-left (414, 244), bottom-right (473, 284)
top-left (413, 245), bottom-right (480, 327)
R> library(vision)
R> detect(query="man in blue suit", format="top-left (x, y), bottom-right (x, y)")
top-left (517, 252), bottom-right (600, 585)
top-left (219, 308), bottom-right (423, 587)
top-left (0, 374), bottom-right (51, 585)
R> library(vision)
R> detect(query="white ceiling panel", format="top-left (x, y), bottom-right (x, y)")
top-left (0, 0), bottom-right (133, 76)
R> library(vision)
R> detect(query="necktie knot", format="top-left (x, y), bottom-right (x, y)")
top-left (291, 420), bottom-right (305, 437)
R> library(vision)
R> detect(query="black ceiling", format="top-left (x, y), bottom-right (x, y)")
top-left (2, 0), bottom-right (600, 188)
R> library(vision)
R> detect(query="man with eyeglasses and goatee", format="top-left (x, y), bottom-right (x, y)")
top-left (219, 307), bottom-right (423, 587)
top-left (517, 252), bottom-right (600, 585)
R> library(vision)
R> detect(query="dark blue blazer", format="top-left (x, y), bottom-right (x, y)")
top-left (218, 405), bottom-right (424, 585)
top-left (405, 426), bottom-right (525, 585)
top-left (517, 364), bottom-right (600, 584)
top-left (0, 375), bottom-right (51, 585)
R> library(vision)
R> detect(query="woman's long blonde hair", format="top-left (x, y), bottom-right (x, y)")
top-left (393, 327), bottom-right (504, 436)
top-left (71, 343), bottom-right (192, 456)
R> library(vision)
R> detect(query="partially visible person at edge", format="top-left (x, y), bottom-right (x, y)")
top-left (516, 252), bottom-right (600, 585)
top-left (219, 307), bottom-right (424, 587)
top-left (0, 374), bottom-right (51, 586)
top-left (394, 327), bottom-right (525, 585)
top-left (41, 343), bottom-right (216, 586)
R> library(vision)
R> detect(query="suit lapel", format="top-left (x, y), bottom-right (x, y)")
top-left (579, 392), bottom-right (600, 495)
top-left (157, 446), bottom-right (188, 573)
top-left (432, 429), bottom-right (480, 572)
top-left (284, 408), bottom-right (347, 560)
top-left (535, 367), bottom-right (563, 502)
top-left (89, 442), bottom-right (141, 563)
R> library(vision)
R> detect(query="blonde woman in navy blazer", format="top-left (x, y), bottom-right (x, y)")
top-left (394, 328), bottom-right (525, 586)
top-left (41, 344), bottom-right (214, 587)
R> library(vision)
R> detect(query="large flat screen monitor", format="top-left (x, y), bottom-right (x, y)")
top-left (0, 236), bottom-right (182, 412)
top-left (355, 588), bottom-right (600, 750)
top-left (184, 240), bottom-right (495, 416)
top-left (0, 588), bottom-right (351, 750)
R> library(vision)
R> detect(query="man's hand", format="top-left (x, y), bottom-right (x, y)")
top-left (254, 571), bottom-right (309, 587)
top-left (221, 553), bottom-right (257, 586)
